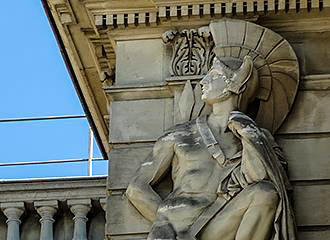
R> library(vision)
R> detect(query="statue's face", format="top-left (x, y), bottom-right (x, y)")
top-left (200, 66), bottom-right (229, 104)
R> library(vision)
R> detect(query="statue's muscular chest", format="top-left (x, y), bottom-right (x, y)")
top-left (168, 123), bottom-right (242, 193)
top-left (172, 125), bottom-right (241, 163)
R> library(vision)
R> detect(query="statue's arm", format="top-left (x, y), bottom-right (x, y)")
top-left (126, 135), bottom-right (174, 222)
top-left (228, 111), bottom-right (270, 184)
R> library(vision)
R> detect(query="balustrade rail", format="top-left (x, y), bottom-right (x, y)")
top-left (0, 115), bottom-right (107, 179)
top-left (0, 176), bottom-right (107, 240)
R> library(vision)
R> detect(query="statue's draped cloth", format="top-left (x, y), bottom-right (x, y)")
top-left (196, 115), bottom-right (296, 240)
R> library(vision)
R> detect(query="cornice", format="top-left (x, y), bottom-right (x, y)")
top-left (89, 0), bottom-right (330, 29)
top-left (104, 74), bottom-right (330, 101)
top-left (45, 0), bottom-right (111, 157)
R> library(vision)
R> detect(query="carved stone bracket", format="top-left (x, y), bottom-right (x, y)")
top-left (162, 27), bottom-right (215, 76)
top-left (52, 0), bottom-right (77, 25)
top-left (88, 33), bottom-right (115, 87)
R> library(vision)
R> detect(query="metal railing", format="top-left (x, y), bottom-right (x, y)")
top-left (0, 115), bottom-right (106, 178)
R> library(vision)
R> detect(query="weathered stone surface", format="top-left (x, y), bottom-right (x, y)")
top-left (107, 193), bottom-right (151, 236)
top-left (279, 90), bottom-right (330, 134)
top-left (109, 99), bottom-right (173, 143)
top-left (277, 136), bottom-right (330, 181)
top-left (106, 183), bottom-right (330, 236)
top-left (298, 230), bottom-right (330, 240)
top-left (285, 32), bottom-right (330, 75)
top-left (116, 39), bottom-right (170, 84)
top-left (109, 146), bottom-right (153, 189)
top-left (294, 184), bottom-right (330, 226)
top-left (0, 177), bottom-right (106, 202)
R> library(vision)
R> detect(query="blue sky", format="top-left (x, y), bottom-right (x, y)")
top-left (0, 2), bottom-right (106, 179)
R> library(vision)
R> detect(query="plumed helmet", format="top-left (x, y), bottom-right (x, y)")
top-left (209, 18), bottom-right (299, 133)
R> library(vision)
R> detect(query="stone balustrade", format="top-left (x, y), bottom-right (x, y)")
top-left (0, 176), bottom-right (106, 240)
top-left (68, 199), bottom-right (91, 240)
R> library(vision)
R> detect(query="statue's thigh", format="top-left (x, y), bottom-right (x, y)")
top-left (199, 181), bottom-right (278, 240)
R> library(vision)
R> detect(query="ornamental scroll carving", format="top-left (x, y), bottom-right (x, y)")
top-left (162, 27), bottom-right (216, 76)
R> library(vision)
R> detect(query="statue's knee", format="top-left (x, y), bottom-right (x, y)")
top-left (248, 182), bottom-right (279, 206)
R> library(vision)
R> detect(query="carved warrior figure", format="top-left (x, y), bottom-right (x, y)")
top-left (126, 19), bottom-right (299, 240)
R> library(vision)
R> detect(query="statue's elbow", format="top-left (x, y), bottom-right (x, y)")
top-left (126, 184), bottom-right (135, 201)
top-left (126, 181), bottom-right (143, 202)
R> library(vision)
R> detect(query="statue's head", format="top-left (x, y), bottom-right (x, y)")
top-left (200, 55), bottom-right (259, 112)
top-left (199, 19), bottom-right (299, 133)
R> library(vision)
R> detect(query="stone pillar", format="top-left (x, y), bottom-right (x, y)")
top-left (34, 200), bottom-right (58, 240)
top-left (1, 202), bottom-right (24, 240)
top-left (68, 199), bottom-right (91, 240)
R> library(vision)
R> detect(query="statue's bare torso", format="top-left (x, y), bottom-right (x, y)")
top-left (144, 119), bottom-right (245, 238)
top-left (126, 113), bottom-right (288, 240)
top-left (167, 120), bottom-right (241, 197)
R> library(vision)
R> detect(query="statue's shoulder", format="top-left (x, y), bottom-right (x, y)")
top-left (158, 119), bottom-right (197, 142)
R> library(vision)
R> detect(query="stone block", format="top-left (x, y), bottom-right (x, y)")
top-left (116, 39), bottom-right (170, 84)
top-left (294, 184), bottom-right (330, 226)
top-left (67, 199), bottom-right (91, 207)
top-left (109, 146), bottom-right (153, 189)
top-left (109, 99), bottom-right (173, 143)
top-left (34, 200), bottom-right (58, 208)
top-left (277, 136), bottom-right (330, 181)
top-left (0, 202), bottom-right (24, 209)
top-left (298, 230), bottom-right (330, 240)
top-left (107, 193), bottom-right (151, 236)
top-left (279, 90), bottom-right (330, 134)
top-left (284, 31), bottom-right (330, 75)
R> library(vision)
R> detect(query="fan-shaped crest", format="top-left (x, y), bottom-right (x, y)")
top-left (210, 19), bottom-right (299, 133)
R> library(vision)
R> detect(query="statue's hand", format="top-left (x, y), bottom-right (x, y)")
top-left (227, 111), bottom-right (258, 139)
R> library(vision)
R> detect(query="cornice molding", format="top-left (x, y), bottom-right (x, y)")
top-left (45, 0), bottom-right (110, 157)
top-left (104, 74), bottom-right (330, 101)
top-left (301, 74), bottom-right (330, 90)
top-left (89, 0), bottom-right (330, 28)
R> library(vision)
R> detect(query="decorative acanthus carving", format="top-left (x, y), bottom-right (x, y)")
top-left (162, 27), bottom-right (215, 76)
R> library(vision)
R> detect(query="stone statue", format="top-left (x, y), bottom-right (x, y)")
top-left (126, 19), bottom-right (298, 240)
